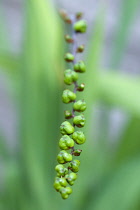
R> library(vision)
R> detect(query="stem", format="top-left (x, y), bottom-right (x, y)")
top-left (70, 15), bottom-right (79, 153)
top-left (71, 15), bottom-right (78, 119)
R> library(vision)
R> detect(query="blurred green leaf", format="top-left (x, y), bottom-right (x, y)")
top-left (19, 0), bottom-right (63, 209)
top-left (0, 53), bottom-right (19, 75)
top-left (114, 117), bottom-right (140, 164)
top-left (98, 72), bottom-right (140, 117)
top-left (0, 7), bottom-right (10, 52)
top-left (110, 0), bottom-right (140, 68)
top-left (88, 157), bottom-right (140, 210)
top-left (0, 132), bottom-right (9, 159)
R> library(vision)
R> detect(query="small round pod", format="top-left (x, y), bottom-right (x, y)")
top-left (59, 135), bottom-right (74, 150)
top-left (55, 164), bottom-right (68, 177)
top-left (64, 110), bottom-right (73, 119)
top-left (62, 89), bottom-right (76, 103)
top-left (64, 53), bottom-right (74, 62)
top-left (77, 83), bottom-right (85, 91)
top-left (73, 99), bottom-right (86, 112)
top-left (72, 149), bottom-right (82, 156)
top-left (64, 69), bottom-right (78, 85)
top-left (74, 20), bottom-right (87, 33)
top-left (65, 34), bottom-right (74, 43)
top-left (69, 160), bottom-right (80, 173)
top-left (65, 17), bottom-right (72, 24)
top-left (60, 121), bottom-right (75, 135)
top-left (72, 131), bottom-right (86, 145)
top-left (73, 115), bottom-right (86, 128)
top-left (76, 12), bottom-right (83, 19)
top-left (74, 61), bottom-right (86, 73)
top-left (77, 45), bottom-right (85, 53)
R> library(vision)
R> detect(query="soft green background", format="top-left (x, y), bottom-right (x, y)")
top-left (0, 0), bottom-right (140, 210)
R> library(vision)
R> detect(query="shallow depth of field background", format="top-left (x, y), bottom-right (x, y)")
top-left (0, 0), bottom-right (140, 210)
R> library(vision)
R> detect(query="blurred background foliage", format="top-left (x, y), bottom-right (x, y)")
top-left (0, 0), bottom-right (140, 209)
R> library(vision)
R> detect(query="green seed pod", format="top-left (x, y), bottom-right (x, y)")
top-left (57, 150), bottom-right (72, 164)
top-left (69, 160), bottom-right (80, 173)
top-left (72, 131), bottom-right (86, 144)
top-left (65, 34), bottom-right (74, 43)
top-left (74, 61), bottom-right (86, 73)
top-left (55, 164), bottom-right (68, 177)
top-left (59, 135), bottom-right (74, 150)
top-left (66, 172), bottom-right (77, 185)
top-left (57, 152), bottom-right (65, 164)
top-left (59, 177), bottom-right (67, 187)
top-left (73, 99), bottom-right (86, 112)
top-left (60, 121), bottom-right (75, 135)
top-left (72, 149), bottom-right (82, 156)
top-left (61, 193), bottom-right (69, 199)
top-left (59, 187), bottom-right (69, 199)
top-left (53, 177), bottom-right (67, 191)
top-left (77, 83), bottom-right (85, 91)
top-left (63, 150), bottom-right (73, 162)
top-left (64, 53), bottom-right (74, 62)
top-left (73, 115), bottom-right (86, 128)
top-left (62, 89), bottom-right (76, 103)
top-left (66, 187), bottom-right (72, 195)
top-left (53, 177), bottom-right (62, 191)
top-left (74, 20), bottom-right (87, 33)
top-left (64, 69), bottom-right (78, 85)
top-left (64, 110), bottom-right (73, 119)
top-left (77, 45), bottom-right (85, 53)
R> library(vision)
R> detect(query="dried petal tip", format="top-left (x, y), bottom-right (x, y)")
top-left (76, 12), bottom-right (83, 19)
top-left (65, 34), bottom-right (74, 43)
top-left (77, 45), bottom-right (85, 53)
top-left (59, 9), bottom-right (72, 24)
top-left (59, 9), bottom-right (67, 19)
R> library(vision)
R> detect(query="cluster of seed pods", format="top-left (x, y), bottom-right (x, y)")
top-left (54, 10), bottom-right (87, 199)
